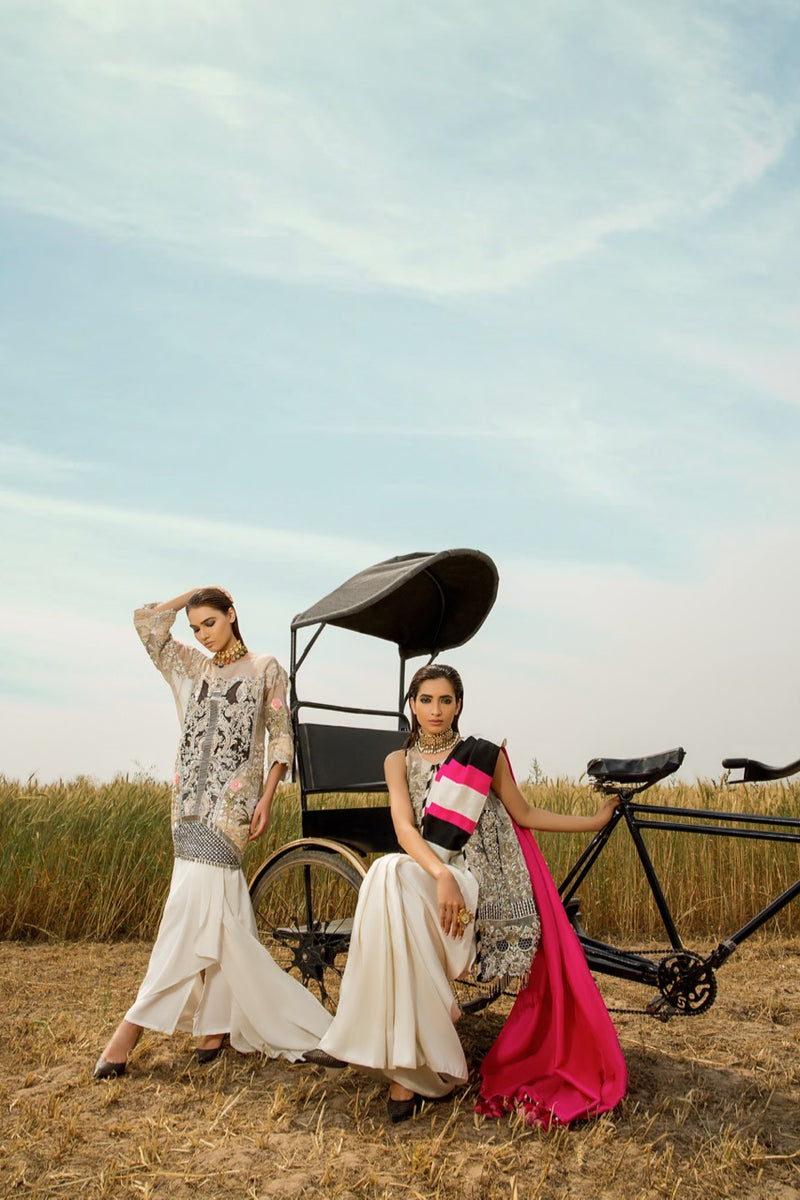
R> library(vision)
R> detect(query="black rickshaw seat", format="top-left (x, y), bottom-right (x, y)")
top-left (295, 720), bottom-right (407, 854)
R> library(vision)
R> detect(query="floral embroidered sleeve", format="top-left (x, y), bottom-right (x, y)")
top-left (263, 658), bottom-right (293, 771)
top-left (133, 604), bottom-right (207, 686)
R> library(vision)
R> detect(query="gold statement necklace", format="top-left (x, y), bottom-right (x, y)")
top-left (416, 728), bottom-right (460, 755)
top-left (213, 640), bottom-right (248, 668)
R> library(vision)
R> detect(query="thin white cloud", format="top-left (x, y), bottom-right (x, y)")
top-left (0, 443), bottom-right (94, 479)
top-left (0, 487), bottom-right (385, 569)
top-left (676, 335), bottom-right (800, 409)
top-left (0, 2), bottom-right (795, 295)
top-left (298, 402), bottom-right (646, 504)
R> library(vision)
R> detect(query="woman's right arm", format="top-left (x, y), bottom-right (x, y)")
top-left (152, 591), bottom-right (199, 614)
top-left (385, 750), bottom-right (469, 939)
top-left (133, 593), bottom-right (206, 685)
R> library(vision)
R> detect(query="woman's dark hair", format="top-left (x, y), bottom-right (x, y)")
top-left (404, 663), bottom-right (464, 748)
top-left (185, 587), bottom-right (244, 644)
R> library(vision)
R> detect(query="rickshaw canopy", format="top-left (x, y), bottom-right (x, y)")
top-left (291, 548), bottom-right (499, 660)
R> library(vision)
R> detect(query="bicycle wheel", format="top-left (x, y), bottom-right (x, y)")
top-left (250, 847), bottom-right (364, 1012)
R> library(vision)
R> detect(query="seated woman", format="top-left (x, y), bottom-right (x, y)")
top-left (313, 664), bottom-right (627, 1124)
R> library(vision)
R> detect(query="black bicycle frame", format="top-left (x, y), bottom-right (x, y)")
top-left (558, 792), bottom-right (800, 987)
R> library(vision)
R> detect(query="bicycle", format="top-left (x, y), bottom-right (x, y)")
top-left (560, 748), bottom-right (800, 1019)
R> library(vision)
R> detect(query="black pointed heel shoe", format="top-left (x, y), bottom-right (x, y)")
top-left (194, 1035), bottom-right (227, 1064)
top-left (301, 1049), bottom-right (347, 1068)
top-left (93, 1056), bottom-right (127, 1080)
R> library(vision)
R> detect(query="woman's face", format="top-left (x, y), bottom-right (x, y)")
top-left (410, 677), bottom-right (462, 735)
top-left (187, 605), bottom-right (236, 655)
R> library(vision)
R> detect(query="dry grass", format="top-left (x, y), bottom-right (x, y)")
top-left (1, 939), bottom-right (798, 1200)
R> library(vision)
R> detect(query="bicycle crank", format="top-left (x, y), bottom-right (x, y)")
top-left (654, 950), bottom-right (717, 1016)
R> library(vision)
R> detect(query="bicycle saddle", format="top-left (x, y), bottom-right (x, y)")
top-left (586, 747), bottom-right (685, 785)
top-left (721, 755), bottom-right (800, 783)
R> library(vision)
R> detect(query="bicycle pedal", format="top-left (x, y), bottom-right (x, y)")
top-left (645, 994), bottom-right (677, 1022)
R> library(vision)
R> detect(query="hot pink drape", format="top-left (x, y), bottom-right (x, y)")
top-left (476, 824), bottom-right (627, 1126)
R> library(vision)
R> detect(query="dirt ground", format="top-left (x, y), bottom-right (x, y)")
top-left (1, 939), bottom-right (798, 1200)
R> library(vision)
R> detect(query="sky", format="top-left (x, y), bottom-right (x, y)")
top-left (2, 0), bottom-right (800, 786)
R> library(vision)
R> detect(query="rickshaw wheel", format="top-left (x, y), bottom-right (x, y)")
top-left (250, 848), bottom-right (363, 1013)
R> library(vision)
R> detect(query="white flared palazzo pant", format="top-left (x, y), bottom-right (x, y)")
top-left (317, 853), bottom-right (479, 1097)
top-left (125, 858), bottom-right (331, 1058)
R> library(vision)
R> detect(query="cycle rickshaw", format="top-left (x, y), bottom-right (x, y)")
top-left (249, 548), bottom-right (500, 1011)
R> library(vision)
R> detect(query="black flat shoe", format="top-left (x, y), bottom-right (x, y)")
top-left (301, 1049), bottom-right (347, 1068)
top-left (194, 1046), bottom-right (222, 1064)
top-left (387, 1092), bottom-right (424, 1123)
top-left (93, 1056), bottom-right (127, 1080)
top-left (386, 1089), bottom-right (454, 1124)
top-left (194, 1036), bottom-right (227, 1064)
top-left (388, 1099), bottom-right (424, 1123)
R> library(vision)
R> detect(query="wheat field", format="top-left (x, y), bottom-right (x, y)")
top-left (1, 773), bottom-right (797, 943)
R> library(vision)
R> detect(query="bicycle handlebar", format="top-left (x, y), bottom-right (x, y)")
top-left (722, 755), bottom-right (800, 783)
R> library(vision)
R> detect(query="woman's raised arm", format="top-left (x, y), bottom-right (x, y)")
top-left (152, 591), bottom-right (199, 613)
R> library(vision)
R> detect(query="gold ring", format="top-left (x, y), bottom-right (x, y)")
top-left (457, 908), bottom-right (474, 927)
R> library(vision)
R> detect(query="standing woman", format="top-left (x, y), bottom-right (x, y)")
top-left (315, 664), bottom-right (627, 1124)
top-left (94, 589), bottom-right (331, 1078)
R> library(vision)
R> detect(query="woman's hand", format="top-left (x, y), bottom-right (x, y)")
top-left (590, 795), bottom-right (620, 830)
top-left (249, 794), bottom-right (272, 841)
top-left (250, 762), bottom-right (287, 842)
top-left (436, 869), bottom-right (469, 940)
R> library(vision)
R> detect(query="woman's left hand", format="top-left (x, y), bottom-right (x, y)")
top-left (593, 796), bottom-right (620, 829)
top-left (249, 795), bottom-right (272, 841)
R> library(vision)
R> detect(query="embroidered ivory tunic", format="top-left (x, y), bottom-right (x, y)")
top-left (134, 604), bottom-right (293, 868)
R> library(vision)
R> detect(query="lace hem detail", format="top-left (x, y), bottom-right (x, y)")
top-left (172, 820), bottom-right (241, 869)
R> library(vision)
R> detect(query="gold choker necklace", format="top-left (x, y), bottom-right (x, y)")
top-left (213, 640), bottom-right (248, 667)
top-left (416, 728), bottom-right (459, 755)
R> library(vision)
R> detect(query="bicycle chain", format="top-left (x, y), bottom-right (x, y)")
top-left (602, 948), bottom-right (669, 1017)
top-left (603, 949), bottom-right (658, 1016)
top-left (616, 948), bottom-right (676, 956)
